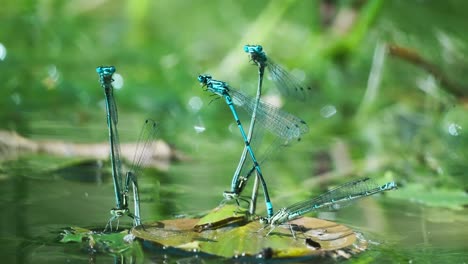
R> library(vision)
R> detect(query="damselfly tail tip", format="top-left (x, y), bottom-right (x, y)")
top-left (382, 181), bottom-right (398, 191)
top-left (223, 191), bottom-right (238, 200)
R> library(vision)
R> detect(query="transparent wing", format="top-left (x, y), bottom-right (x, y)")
top-left (229, 87), bottom-right (309, 141)
top-left (285, 178), bottom-right (396, 219)
top-left (128, 119), bottom-right (159, 180)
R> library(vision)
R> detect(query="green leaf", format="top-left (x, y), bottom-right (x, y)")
top-left (59, 232), bottom-right (86, 243)
top-left (59, 227), bottom-right (141, 255)
top-left (194, 204), bottom-right (248, 231)
top-left (132, 214), bottom-right (364, 258)
top-left (59, 227), bottom-right (92, 243)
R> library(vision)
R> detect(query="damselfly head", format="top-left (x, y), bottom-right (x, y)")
top-left (253, 45), bottom-right (263, 52)
top-left (244, 44), bottom-right (263, 53)
top-left (197, 74), bottom-right (212, 86)
top-left (244, 45), bottom-right (267, 66)
top-left (96, 66), bottom-right (116, 76)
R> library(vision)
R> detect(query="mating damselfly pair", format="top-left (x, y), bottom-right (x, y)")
top-left (93, 44), bottom-right (397, 235)
top-left (96, 66), bottom-right (159, 231)
top-left (198, 44), bottom-right (397, 233)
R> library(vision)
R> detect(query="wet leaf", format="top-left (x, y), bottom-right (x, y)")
top-left (194, 204), bottom-right (248, 231)
top-left (59, 227), bottom-right (92, 243)
top-left (132, 219), bottom-right (200, 249)
top-left (132, 213), bottom-right (364, 259)
top-left (59, 231), bottom-right (86, 243)
top-left (60, 227), bottom-right (141, 255)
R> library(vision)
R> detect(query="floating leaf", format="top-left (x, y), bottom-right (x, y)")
top-left (59, 227), bottom-right (92, 243)
top-left (60, 227), bottom-right (141, 255)
top-left (132, 216), bottom-right (364, 259)
top-left (194, 204), bottom-right (248, 231)
top-left (132, 219), bottom-right (200, 249)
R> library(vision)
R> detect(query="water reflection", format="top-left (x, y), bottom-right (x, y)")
top-left (447, 123), bottom-right (461, 136)
top-left (42, 65), bottom-right (61, 90)
top-left (320, 104), bottom-right (337, 119)
top-left (10, 93), bottom-right (21, 105)
top-left (0, 42), bottom-right (6, 61)
top-left (187, 96), bottom-right (203, 112)
top-left (112, 73), bottom-right (124, 89)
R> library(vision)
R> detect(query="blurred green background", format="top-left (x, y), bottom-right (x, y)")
top-left (1, 0), bottom-right (468, 263)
